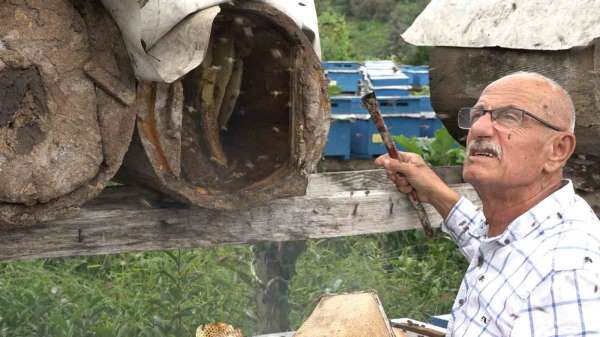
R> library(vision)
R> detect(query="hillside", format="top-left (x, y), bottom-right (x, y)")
top-left (316, 0), bottom-right (430, 64)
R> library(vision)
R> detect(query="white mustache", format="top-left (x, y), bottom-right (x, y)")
top-left (466, 140), bottom-right (503, 159)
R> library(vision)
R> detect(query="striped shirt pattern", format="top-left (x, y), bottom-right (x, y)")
top-left (442, 181), bottom-right (600, 337)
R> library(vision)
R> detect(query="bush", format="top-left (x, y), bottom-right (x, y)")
top-left (394, 128), bottom-right (465, 166)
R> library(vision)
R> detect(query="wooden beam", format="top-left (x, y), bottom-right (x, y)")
top-left (0, 168), bottom-right (480, 261)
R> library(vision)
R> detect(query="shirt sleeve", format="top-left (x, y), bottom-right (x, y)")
top-left (441, 196), bottom-right (486, 261)
top-left (511, 268), bottom-right (600, 337)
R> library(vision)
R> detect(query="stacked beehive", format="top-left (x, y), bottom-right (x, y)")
top-left (323, 60), bottom-right (443, 160)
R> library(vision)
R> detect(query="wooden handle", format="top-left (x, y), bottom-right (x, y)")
top-left (361, 92), bottom-right (434, 237)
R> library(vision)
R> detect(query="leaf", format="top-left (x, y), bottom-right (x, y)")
top-left (394, 134), bottom-right (423, 156)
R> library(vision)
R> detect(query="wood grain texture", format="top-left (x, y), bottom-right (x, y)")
top-left (0, 169), bottom-right (480, 261)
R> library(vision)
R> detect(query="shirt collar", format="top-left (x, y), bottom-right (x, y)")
top-left (486, 180), bottom-right (576, 246)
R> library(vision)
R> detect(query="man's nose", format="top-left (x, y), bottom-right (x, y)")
top-left (469, 112), bottom-right (494, 137)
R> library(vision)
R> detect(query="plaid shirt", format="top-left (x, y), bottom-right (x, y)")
top-left (442, 181), bottom-right (600, 337)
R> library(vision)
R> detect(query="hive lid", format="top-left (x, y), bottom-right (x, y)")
top-left (293, 291), bottom-right (395, 337)
top-left (402, 0), bottom-right (600, 51)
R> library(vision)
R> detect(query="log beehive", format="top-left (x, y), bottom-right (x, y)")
top-left (0, 0), bottom-right (137, 225)
top-left (118, 1), bottom-right (330, 209)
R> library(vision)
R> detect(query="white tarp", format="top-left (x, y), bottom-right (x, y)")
top-left (402, 0), bottom-right (600, 51)
top-left (101, 0), bottom-right (320, 83)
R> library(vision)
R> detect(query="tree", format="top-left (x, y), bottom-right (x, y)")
top-left (347, 0), bottom-right (395, 20)
top-left (387, 0), bottom-right (431, 64)
top-left (318, 11), bottom-right (353, 60)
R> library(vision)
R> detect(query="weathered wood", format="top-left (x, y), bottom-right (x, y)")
top-left (0, 169), bottom-right (480, 261)
top-left (0, 0), bottom-right (137, 226)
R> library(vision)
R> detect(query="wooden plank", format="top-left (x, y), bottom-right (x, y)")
top-left (0, 169), bottom-right (480, 261)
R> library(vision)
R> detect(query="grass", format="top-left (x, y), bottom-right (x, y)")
top-left (0, 232), bottom-right (467, 337)
top-left (0, 247), bottom-right (256, 337)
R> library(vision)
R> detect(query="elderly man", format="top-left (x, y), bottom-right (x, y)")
top-left (376, 72), bottom-right (600, 337)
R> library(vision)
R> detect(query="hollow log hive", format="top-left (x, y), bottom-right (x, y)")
top-left (117, 2), bottom-right (330, 209)
top-left (0, 0), bottom-right (137, 226)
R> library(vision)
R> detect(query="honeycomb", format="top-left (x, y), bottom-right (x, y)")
top-left (196, 323), bottom-right (244, 337)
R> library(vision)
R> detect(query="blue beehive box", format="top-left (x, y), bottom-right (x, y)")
top-left (330, 96), bottom-right (368, 114)
top-left (323, 116), bottom-right (353, 160)
top-left (322, 61), bottom-right (362, 71)
top-left (368, 74), bottom-right (411, 87)
top-left (377, 96), bottom-right (421, 114)
top-left (430, 314), bottom-right (451, 329)
top-left (400, 65), bottom-right (430, 87)
top-left (326, 70), bottom-right (364, 94)
top-left (373, 86), bottom-right (411, 96)
top-left (405, 70), bottom-right (429, 86)
top-left (350, 115), bottom-right (443, 158)
top-left (400, 65), bottom-right (429, 71)
top-left (418, 96), bottom-right (433, 111)
top-left (419, 117), bottom-right (444, 138)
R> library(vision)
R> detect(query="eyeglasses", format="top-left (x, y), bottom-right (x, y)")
top-left (457, 106), bottom-right (564, 131)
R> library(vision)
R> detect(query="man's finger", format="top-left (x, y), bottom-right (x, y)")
top-left (397, 184), bottom-right (414, 194)
top-left (374, 154), bottom-right (390, 166)
top-left (382, 158), bottom-right (415, 177)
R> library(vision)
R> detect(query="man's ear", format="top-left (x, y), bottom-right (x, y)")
top-left (543, 133), bottom-right (576, 173)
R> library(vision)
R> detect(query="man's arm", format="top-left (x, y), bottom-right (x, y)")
top-left (374, 152), bottom-right (484, 260)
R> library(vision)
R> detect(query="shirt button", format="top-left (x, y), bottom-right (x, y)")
top-left (458, 298), bottom-right (465, 306)
top-left (504, 239), bottom-right (510, 245)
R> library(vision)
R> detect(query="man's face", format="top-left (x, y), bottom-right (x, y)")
top-left (462, 77), bottom-right (556, 190)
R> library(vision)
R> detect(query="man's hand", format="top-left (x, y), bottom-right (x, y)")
top-left (374, 151), bottom-right (461, 219)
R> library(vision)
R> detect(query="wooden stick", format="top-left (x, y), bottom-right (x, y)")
top-left (361, 92), bottom-right (434, 237)
top-left (391, 321), bottom-right (446, 337)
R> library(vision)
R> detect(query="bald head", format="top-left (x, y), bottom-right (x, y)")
top-left (483, 72), bottom-right (576, 132)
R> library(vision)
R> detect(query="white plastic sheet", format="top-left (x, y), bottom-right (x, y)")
top-left (402, 0), bottom-right (600, 51)
top-left (101, 0), bottom-right (320, 83)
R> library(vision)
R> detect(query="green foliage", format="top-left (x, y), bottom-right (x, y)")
top-left (0, 234), bottom-right (467, 336)
top-left (394, 128), bottom-right (465, 166)
top-left (289, 232), bottom-right (467, 327)
top-left (0, 248), bottom-right (255, 337)
top-left (411, 85), bottom-right (430, 96)
top-left (317, 0), bottom-right (431, 63)
top-left (318, 11), bottom-right (354, 60)
top-left (346, 19), bottom-right (392, 60)
top-left (327, 83), bottom-right (343, 97)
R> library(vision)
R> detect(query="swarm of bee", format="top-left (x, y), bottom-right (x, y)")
top-left (196, 323), bottom-right (244, 337)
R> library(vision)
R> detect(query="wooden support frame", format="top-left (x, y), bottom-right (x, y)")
top-left (0, 168), bottom-right (480, 261)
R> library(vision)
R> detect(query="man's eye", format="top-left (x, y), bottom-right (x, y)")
top-left (498, 110), bottom-right (521, 122)
top-left (470, 109), bottom-right (485, 121)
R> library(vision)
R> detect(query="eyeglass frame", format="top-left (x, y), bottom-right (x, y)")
top-left (457, 106), bottom-right (564, 132)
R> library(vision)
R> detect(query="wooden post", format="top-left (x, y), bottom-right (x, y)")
top-left (253, 241), bottom-right (306, 334)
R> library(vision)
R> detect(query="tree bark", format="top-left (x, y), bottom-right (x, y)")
top-left (253, 241), bottom-right (307, 334)
top-left (0, 0), bottom-right (137, 226)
